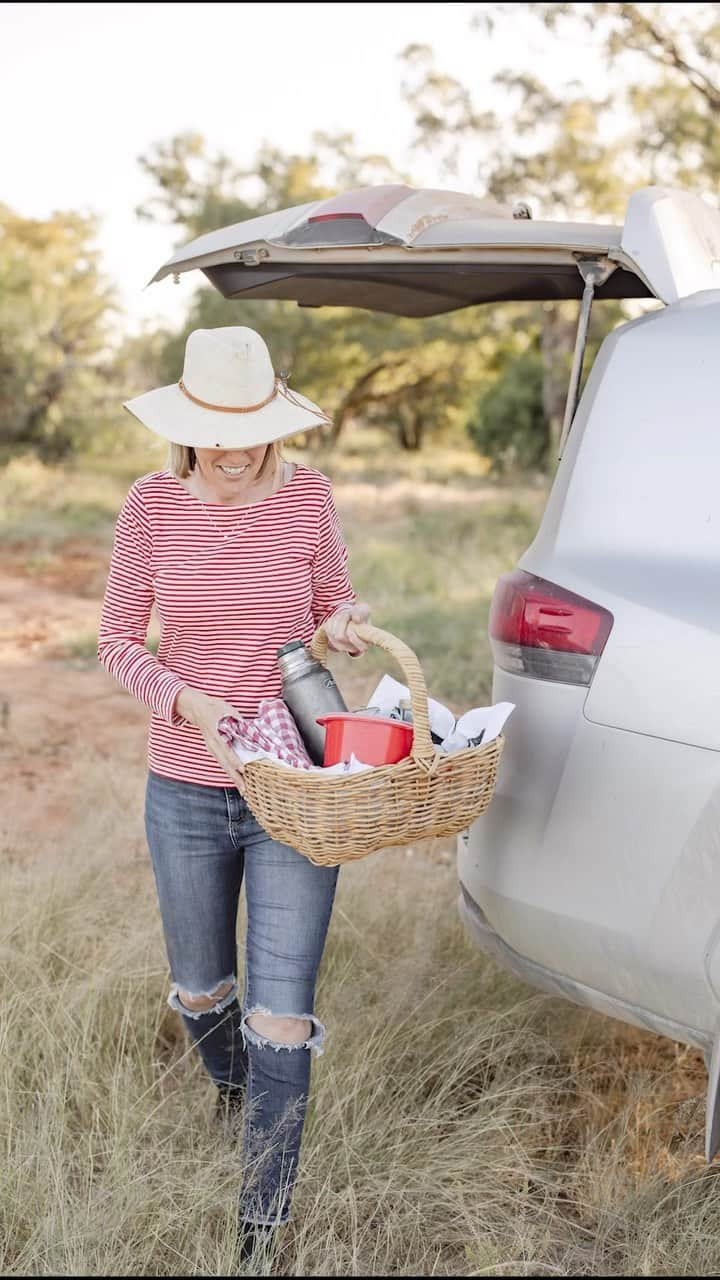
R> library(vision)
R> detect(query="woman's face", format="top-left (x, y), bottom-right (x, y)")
top-left (193, 443), bottom-right (270, 498)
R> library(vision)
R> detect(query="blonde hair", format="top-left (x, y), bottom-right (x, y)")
top-left (167, 441), bottom-right (282, 480)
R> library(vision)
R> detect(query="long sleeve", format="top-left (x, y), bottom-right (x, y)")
top-left (310, 487), bottom-right (357, 626)
top-left (97, 465), bottom-right (356, 787)
top-left (97, 487), bottom-right (187, 724)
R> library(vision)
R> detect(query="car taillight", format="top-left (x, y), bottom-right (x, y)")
top-left (283, 185), bottom-right (410, 247)
top-left (307, 212), bottom-right (366, 223)
top-left (489, 570), bottom-right (613, 686)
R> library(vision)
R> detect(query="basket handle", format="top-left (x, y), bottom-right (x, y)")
top-left (310, 622), bottom-right (436, 768)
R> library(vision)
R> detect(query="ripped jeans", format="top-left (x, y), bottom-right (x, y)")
top-left (144, 770), bottom-right (339, 1225)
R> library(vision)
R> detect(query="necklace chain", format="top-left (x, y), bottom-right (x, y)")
top-left (199, 501), bottom-right (252, 540)
top-left (192, 460), bottom-right (293, 539)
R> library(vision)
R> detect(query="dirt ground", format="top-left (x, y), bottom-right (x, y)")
top-left (0, 550), bottom-right (144, 854)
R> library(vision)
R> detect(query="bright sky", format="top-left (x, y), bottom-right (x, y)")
top-left (2, 1), bottom-right (610, 335)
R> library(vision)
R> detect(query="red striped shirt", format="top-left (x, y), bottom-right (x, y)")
top-left (98, 465), bottom-right (356, 786)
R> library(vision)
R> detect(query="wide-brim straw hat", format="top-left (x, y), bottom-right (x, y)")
top-left (123, 326), bottom-right (331, 448)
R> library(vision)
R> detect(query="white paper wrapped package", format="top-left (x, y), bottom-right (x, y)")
top-left (366, 674), bottom-right (514, 752)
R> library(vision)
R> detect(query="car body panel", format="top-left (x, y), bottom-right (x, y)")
top-left (520, 290), bottom-right (720, 752)
top-left (621, 186), bottom-right (720, 305)
top-left (149, 184), bottom-right (720, 311)
top-left (463, 282), bottom-right (720, 1053)
top-left (458, 885), bottom-right (713, 1055)
top-left (459, 669), bottom-right (720, 1041)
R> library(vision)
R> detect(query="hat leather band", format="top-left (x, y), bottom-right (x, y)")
top-left (178, 377), bottom-right (281, 413)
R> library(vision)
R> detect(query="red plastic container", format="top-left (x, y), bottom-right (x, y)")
top-left (316, 713), bottom-right (414, 767)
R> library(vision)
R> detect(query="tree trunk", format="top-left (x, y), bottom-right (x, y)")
top-left (396, 408), bottom-right (424, 450)
top-left (331, 360), bottom-right (391, 443)
top-left (15, 364), bottom-right (69, 450)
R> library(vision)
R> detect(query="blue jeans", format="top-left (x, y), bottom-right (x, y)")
top-left (144, 770), bottom-right (339, 1225)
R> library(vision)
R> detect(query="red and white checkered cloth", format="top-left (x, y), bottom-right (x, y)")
top-left (217, 698), bottom-right (313, 770)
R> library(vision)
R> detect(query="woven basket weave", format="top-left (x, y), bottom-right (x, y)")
top-left (241, 622), bottom-right (504, 867)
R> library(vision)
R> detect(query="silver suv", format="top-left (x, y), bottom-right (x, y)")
top-left (152, 182), bottom-right (720, 1156)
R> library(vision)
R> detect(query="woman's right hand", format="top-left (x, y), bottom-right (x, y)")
top-left (174, 687), bottom-right (246, 789)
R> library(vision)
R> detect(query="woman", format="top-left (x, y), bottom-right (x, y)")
top-left (98, 325), bottom-right (371, 1259)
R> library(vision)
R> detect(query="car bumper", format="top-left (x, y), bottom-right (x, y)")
top-left (460, 669), bottom-right (720, 1036)
top-left (458, 882), bottom-right (711, 1054)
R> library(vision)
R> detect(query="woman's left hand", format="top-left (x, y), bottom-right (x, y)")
top-left (325, 601), bottom-right (372, 656)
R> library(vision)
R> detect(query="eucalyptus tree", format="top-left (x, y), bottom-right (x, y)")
top-left (401, 2), bottom-right (719, 467)
top-left (0, 205), bottom-right (119, 461)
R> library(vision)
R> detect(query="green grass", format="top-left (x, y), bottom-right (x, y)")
top-left (0, 455), bottom-right (123, 551)
top-left (342, 493), bottom-right (542, 706)
top-left (309, 431), bottom-right (495, 488)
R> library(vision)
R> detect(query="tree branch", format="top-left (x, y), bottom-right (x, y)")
top-left (614, 4), bottom-right (720, 110)
top-left (332, 359), bottom-right (400, 439)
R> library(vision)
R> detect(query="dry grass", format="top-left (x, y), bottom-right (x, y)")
top-left (2, 442), bottom-right (718, 1274)
top-left (0, 756), bottom-right (716, 1276)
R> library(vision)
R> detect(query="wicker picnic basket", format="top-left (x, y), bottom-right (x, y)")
top-left (241, 622), bottom-right (504, 867)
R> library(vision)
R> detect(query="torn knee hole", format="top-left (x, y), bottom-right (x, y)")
top-left (247, 1012), bottom-right (312, 1045)
top-left (179, 980), bottom-right (234, 1012)
top-left (175, 978), bottom-right (235, 1014)
top-left (241, 1007), bottom-right (326, 1056)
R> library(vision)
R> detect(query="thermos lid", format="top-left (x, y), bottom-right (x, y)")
top-left (277, 639), bottom-right (307, 658)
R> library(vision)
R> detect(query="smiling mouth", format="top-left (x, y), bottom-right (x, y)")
top-left (218, 465), bottom-right (249, 476)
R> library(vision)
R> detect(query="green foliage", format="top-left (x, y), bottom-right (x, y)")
top-left (136, 130), bottom-right (405, 238)
top-left (403, 3), bottom-right (720, 215)
top-left (468, 348), bottom-right (549, 475)
top-left (400, 1), bottom-right (720, 467)
top-left (0, 205), bottom-right (119, 462)
top-left (537, 2), bottom-right (720, 187)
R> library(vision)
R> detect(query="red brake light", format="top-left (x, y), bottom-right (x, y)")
top-left (283, 186), bottom-right (410, 247)
top-left (489, 570), bottom-right (613, 685)
top-left (308, 212), bottom-right (365, 223)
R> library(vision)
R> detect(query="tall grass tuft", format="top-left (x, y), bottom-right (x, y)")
top-left (0, 757), bottom-right (717, 1276)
